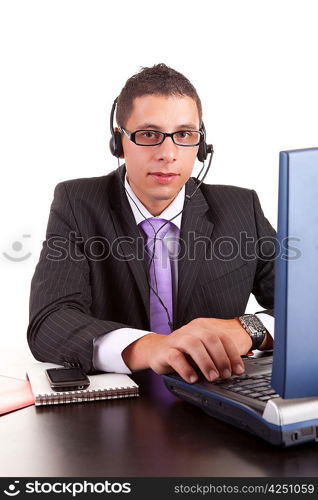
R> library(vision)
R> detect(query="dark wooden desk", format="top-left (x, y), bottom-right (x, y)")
top-left (1, 368), bottom-right (318, 477)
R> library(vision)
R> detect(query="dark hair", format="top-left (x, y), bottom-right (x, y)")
top-left (116, 63), bottom-right (202, 127)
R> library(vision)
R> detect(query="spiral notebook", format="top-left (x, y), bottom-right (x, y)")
top-left (26, 363), bottom-right (139, 406)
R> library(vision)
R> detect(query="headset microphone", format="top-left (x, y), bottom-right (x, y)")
top-left (109, 96), bottom-right (214, 332)
top-left (185, 142), bottom-right (214, 201)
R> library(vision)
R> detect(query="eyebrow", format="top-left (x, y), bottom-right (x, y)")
top-left (136, 122), bottom-right (199, 130)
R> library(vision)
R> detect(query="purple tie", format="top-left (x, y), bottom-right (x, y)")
top-left (139, 218), bottom-right (173, 335)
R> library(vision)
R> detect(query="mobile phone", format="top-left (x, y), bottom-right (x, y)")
top-left (45, 367), bottom-right (90, 392)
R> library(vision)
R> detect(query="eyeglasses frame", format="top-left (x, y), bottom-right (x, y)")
top-left (118, 126), bottom-right (204, 147)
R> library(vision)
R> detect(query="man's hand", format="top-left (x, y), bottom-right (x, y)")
top-left (122, 317), bottom-right (253, 384)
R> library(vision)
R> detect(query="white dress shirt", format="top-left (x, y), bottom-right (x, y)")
top-left (93, 175), bottom-right (274, 374)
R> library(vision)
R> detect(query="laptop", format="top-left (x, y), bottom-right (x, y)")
top-left (163, 147), bottom-right (318, 447)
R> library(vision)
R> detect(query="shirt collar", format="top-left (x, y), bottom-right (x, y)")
top-left (124, 173), bottom-right (184, 229)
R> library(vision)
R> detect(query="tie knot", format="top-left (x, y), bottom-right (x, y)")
top-left (140, 218), bottom-right (171, 240)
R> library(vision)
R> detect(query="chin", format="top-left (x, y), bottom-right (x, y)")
top-left (151, 187), bottom-right (180, 201)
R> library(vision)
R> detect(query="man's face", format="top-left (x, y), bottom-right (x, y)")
top-left (121, 94), bottom-right (200, 215)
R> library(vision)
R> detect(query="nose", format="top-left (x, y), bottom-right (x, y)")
top-left (154, 135), bottom-right (178, 162)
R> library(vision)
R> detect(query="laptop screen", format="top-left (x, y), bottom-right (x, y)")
top-left (272, 147), bottom-right (318, 398)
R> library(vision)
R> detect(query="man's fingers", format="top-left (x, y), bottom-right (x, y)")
top-left (181, 340), bottom-right (220, 382)
top-left (169, 333), bottom-right (239, 382)
top-left (166, 348), bottom-right (199, 384)
top-left (204, 333), bottom-right (245, 377)
top-left (189, 333), bottom-right (232, 379)
top-left (220, 336), bottom-right (245, 375)
top-left (157, 327), bottom-right (246, 384)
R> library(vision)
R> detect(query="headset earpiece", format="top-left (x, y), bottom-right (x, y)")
top-left (197, 141), bottom-right (208, 162)
top-left (109, 131), bottom-right (123, 158)
top-left (109, 97), bottom-right (124, 158)
top-left (197, 121), bottom-right (209, 162)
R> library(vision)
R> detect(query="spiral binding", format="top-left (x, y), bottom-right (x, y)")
top-left (35, 386), bottom-right (139, 406)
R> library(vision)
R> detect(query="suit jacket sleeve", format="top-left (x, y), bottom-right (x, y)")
top-left (251, 189), bottom-right (275, 318)
top-left (27, 182), bottom-right (130, 373)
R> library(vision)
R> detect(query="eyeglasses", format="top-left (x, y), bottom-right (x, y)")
top-left (119, 126), bottom-right (203, 147)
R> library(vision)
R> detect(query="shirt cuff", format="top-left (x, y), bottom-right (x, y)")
top-left (93, 328), bottom-right (152, 374)
top-left (255, 313), bottom-right (275, 339)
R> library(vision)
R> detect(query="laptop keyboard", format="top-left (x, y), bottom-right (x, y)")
top-left (215, 374), bottom-right (280, 402)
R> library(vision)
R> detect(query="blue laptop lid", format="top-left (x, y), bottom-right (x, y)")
top-left (272, 147), bottom-right (318, 398)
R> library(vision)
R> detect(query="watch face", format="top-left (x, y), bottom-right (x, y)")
top-left (242, 315), bottom-right (265, 332)
top-left (249, 324), bottom-right (258, 334)
top-left (249, 319), bottom-right (260, 330)
top-left (239, 315), bottom-right (266, 350)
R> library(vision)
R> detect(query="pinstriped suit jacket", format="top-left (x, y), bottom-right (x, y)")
top-left (27, 165), bottom-right (275, 373)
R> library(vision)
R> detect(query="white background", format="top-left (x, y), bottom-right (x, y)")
top-left (1, 0), bottom-right (317, 349)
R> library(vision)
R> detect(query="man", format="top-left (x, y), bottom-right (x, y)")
top-left (27, 64), bottom-right (275, 385)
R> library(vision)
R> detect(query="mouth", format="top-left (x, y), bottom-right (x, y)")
top-left (148, 172), bottom-right (180, 185)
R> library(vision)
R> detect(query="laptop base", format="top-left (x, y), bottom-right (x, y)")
top-left (163, 373), bottom-right (318, 447)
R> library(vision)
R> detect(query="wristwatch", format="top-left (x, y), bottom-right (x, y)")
top-left (238, 314), bottom-right (267, 351)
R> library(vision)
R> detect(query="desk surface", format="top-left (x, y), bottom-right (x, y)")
top-left (1, 350), bottom-right (318, 477)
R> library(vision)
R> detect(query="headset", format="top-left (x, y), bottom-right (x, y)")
top-left (109, 96), bottom-right (214, 331)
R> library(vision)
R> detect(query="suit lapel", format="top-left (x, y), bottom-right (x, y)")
top-left (109, 166), bottom-right (150, 323)
top-left (175, 179), bottom-right (214, 328)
